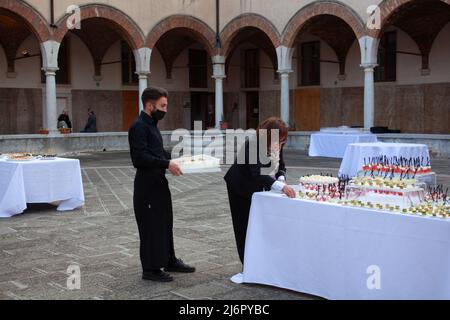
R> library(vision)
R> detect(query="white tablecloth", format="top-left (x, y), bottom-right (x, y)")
top-left (0, 158), bottom-right (85, 218)
top-left (239, 191), bottom-right (450, 300)
top-left (339, 142), bottom-right (430, 177)
top-left (309, 133), bottom-right (378, 158)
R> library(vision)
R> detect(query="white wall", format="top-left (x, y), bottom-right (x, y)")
top-left (394, 23), bottom-right (450, 85)
top-left (223, 42), bottom-right (279, 92)
top-left (149, 44), bottom-right (214, 92)
top-left (0, 35), bottom-right (41, 88)
top-left (70, 34), bottom-right (123, 90)
top-left (289, 33), bottom-right (364, 89)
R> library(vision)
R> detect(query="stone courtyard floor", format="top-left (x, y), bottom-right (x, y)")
top-left (0, 151), bottom-right (449, 300)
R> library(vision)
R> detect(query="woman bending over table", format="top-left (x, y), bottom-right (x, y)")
top-left (224, 117), bottom-right (296, 264)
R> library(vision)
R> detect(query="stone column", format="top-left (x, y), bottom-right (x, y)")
top-left (276, 46), bottom-right (294, 126)
top-left (279, 71), bottom-right (291, 126)
top-left (40, 41), bottom-right (60, 135)
top-left (362, 65), bottom-right (376, 129)
top-left (212, 55), bottom-right (226, 129)
top-left (359, 36), bottom-right (379, 130)
top-left (137, 74), bottom-right (149, 111)
top-left (134, 48), bottom-right (152, 112)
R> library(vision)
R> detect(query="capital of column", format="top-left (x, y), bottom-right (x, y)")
top-left (361, 63), bottom-right (378, 71)
top-left (43, 69), bottom-right (58, 76)
top-left (277, 69), bottom-right (293, 76)
top-left (40, 40), bottom-right (60, 72)
top-left (212, 55), bottom-right (226, 80)
top-left (137, 72), bottom-right (150, 80)
top-left (134, 47), bottom-right (152, 75)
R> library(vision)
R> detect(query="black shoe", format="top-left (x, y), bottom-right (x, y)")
top-left (164, 259), bottom-right (196, 273)
top-left (142, 270), bottom-right (174, 282)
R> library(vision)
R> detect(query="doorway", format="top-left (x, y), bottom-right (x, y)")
top-left (246, 91), bottom-right (259, 129)
top-left (190, 92), bottom-right (215, 130)
top-left (122, 91), bottom-right (139, 131)
top-left (293, 88), bottom-right (320, 131)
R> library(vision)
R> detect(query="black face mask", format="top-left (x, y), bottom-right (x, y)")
top-left (151, 109), bottom-right (166, 121)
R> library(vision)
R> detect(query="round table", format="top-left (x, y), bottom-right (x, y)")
top-left (309, 132), bottom-right (378, 158)
top-left (339, 142), bottom-right (430, 177)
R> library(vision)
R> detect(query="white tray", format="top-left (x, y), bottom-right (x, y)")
top-left (180, 167), bottom-right (222, 174)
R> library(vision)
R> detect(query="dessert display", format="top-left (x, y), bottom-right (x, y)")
top-left (345, 176), bottom-right (425, 209)
top-left (294, 172), bottom-right (449, 219)
top-left (361, 156), bottom-right (432, 178)
top-left (405, 202), bottom-right (449, 218)
top-left (172, 154), bottom-right (221, 174)
top-left (298, 175), bottom-right (350, 203)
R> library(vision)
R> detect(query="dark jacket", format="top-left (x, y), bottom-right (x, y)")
top-left (128, 111), bottom-right (171, 173)
top-left (224, 138), bottom-right (286, 199)
top-left (58, 114), bottom-right (72, 129)
top-left (128, 111), bottom-right (175, 270)
top-left (81, 114), bottom-right (97, 133)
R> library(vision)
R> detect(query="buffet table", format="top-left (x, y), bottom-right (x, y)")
top-left (239, 191), bottom-right (450, 300)
top-left (309, 132), bottom-right (378, 158)
top-left (339, 142), bottom-right (430, 177)
top-left (0, 158), bottom-right (85, 218)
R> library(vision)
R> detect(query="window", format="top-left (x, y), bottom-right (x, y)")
top-left (121, 41), bottom-right (138, 85)
top-left (375, 31), bottom-right (397, 82)
top-left (243, 49), bottom-right (260, 88)
top-left (300, 41), bottom-right (320, 86)
top-left (189, 49), bottom-right (208, 88)
top-left (42, 37), bottom-right (70, 84)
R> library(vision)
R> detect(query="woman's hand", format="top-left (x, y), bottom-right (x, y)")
top-left (168, 161), bottom-right (183, 176)
top-left (282, 185), bottom-right (296, 198)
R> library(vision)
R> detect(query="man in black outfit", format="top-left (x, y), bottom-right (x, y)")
top-left (128, 86), bottom-right (196, 282)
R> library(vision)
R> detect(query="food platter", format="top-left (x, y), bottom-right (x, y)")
top-left (1, 153), bottom-right (58, 161)
top-left (172, 154), bottom-right (221, 174)
top-left (5, 153), bottom-right (35, 161)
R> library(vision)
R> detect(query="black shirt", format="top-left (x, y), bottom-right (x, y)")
top-left (128, 111), bottom-right (171, 172)
top-left (224, 139), bottom-right (286, 199)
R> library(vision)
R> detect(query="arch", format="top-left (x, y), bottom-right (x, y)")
top-left (54, 4), bottom-right (145, 49)
top-left (282, 1), bottom-right (365, 48)
top-left (374, 0), bottom-right (450, 38)
top-left (0, 0), bottom-right (51, 43)
top-left (146, 15), bottom-right (216, 57)
top-left (220, 14), bottom-right (281, 57)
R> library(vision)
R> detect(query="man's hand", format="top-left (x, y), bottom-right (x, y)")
top-left (168, 161), bottom-right (183, 176)
top-left (282, 185), bottom-right (296, 198)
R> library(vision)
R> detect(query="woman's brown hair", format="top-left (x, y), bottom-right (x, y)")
top-left (256, 117), bottom-right (288, 151)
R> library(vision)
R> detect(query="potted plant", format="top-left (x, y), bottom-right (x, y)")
top-left (38, 128), bottom-right (49, 135)
top-left (220, 114), bottom-right (229, 130)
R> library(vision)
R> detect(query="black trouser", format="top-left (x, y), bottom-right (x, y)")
top-left (134, 171), bottom-right (176, 271)
top-left (226, 185), bottom-right (252, 265)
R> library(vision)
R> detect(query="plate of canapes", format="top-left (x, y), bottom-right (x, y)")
top-left (6, 153), bottom-right (35, 161)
